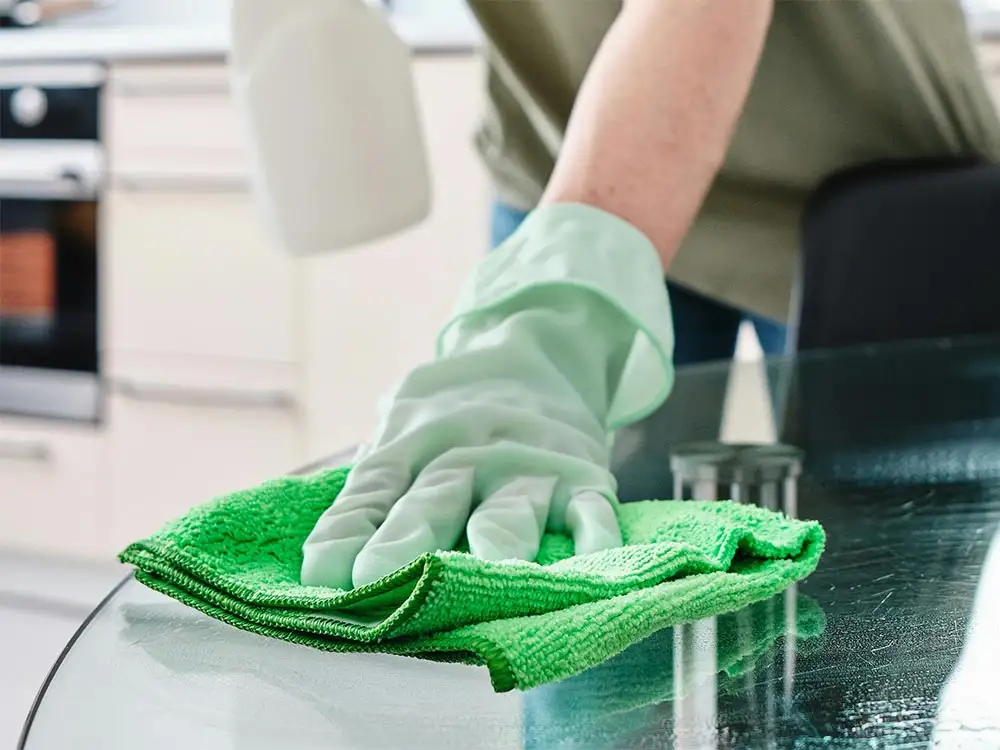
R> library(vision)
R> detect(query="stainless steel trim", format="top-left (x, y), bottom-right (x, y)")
top-left (0, 63), bottom-right (106, 88)
top-left (0, 175), bottom-right (97, 200)
top-left (0, 438), bottom-right (51, 463)
top-left (114, 174), bottom-right (250, 194)
top-left (0, 141), bottom-right (105, 198)
top-left (670, 442), bottom-right (803, 485)
top-left (112, 379), bottom-right (296, 411)
top-left (0, 367), bottom-right (101, 422)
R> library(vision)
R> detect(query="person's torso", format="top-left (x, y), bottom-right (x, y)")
top-left (471, 0), bottom-right (1000, 199)
top-left (467, 0), bottom-right (1000, 318)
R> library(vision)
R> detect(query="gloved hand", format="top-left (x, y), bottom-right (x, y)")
top-left (301, 204), bottom-right (675, 590)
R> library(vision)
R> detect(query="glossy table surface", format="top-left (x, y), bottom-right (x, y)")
top-left (20, 337), bottom-right (1000, 749)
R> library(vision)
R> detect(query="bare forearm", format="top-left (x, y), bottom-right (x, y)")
top-left (541, 0), bottom-right (773, 271)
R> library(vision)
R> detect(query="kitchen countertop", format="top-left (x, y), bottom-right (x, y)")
top-left (0, 17), bottom-right (480, 65)
top-left (2, 6), bottom-right (1000, 65)
top-left (0, 27), bottom-right (232, 63)
top-left (1, 5), bottom-right (1000, 65)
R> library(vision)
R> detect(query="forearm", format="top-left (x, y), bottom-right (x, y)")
top-left (541, 0), bottom-right (773, 271)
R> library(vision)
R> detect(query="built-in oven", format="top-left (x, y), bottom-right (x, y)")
top-left (0, 63), bottom-right (104, 421)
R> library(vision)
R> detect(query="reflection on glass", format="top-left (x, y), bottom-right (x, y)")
top-left (932, 530), bottom-right (1000, 747)
top-left (523, 594), bottom-right (826, 750)
top-left (523, 442), bottom-right (817, 749)
top-left (669, 442), bottom-right (804, 748)
top-left (673, 616), bottom-right (718, 749)
top-left (116, 600), bottom-right (522, 750)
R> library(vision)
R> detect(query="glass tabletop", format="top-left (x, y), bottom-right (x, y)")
top-left (20, 337), bottom-right (1000, 749)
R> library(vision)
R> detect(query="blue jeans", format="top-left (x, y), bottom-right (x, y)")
top-left (491, 202), bottom-right (788, 366)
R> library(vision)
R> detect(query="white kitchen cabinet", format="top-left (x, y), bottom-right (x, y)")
top-left (103, 54), bottom-right (490, 460)
top-left (0, 52), bottom-right (492, 564)
top-left (105, 61), bottom-right (249, 181)
top-left (301, 54), bottom-right (490, 459)
top-left (104, 60), bottom-right (300, 374)
top-left (103, 187), bottom-right (301, 368)
top-left (106, 392), bottom-right (303, 552)
top-left (0, 419), bottom-right (108, 559)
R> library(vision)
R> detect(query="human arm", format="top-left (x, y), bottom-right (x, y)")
top-left (543, 0), bottom-right (774, 270)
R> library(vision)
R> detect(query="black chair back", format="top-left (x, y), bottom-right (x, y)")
top-left (791, 158), bottom-right (1000, 351)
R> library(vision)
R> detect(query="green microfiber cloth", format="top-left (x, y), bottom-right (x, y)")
top-left (119, 466), bottom-right (825, 693)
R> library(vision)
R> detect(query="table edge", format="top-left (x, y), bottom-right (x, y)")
top-left (17, 573), bottom-right (134, 749)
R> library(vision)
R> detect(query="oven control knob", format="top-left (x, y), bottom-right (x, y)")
top-left (10, 86), bottom-right (48, 128)
top-left (11, 1), bottom-right (42, 27)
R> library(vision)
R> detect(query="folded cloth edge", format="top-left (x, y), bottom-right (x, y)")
top-left (118, 498), bottom-right (825, 641)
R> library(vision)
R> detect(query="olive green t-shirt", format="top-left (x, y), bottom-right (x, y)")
top-left (466, 0), bottom-right (1000, 320)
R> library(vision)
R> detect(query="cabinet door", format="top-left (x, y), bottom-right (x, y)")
top-left (302, 55), bottom-right (490, 458)
top-left (106, 61), bottom-right (249, 180)
top-left (103, 187), bottom-right (300, 366)
top-left (107, 389), bottom-right (303, 552)
top-left (0, 420), bottom-right (108, 559)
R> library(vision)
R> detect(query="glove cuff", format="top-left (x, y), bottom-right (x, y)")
top-left (439, 203), bottom-right (675, 430)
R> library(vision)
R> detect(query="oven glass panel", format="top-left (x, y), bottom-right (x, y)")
top-left (0, 197), bottom-right (99, 373)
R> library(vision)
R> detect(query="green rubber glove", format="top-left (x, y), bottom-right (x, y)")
top-left (301, 204), bottom-right (675, 590)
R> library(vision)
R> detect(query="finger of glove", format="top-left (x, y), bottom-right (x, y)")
top-left (300, 461), bottom-right (410, 589)
top-left (565, 490), bottom-right (623, 556)
top-left (467, 476), bottom-right (557, 563)
top-left (352, 466), bottom-right (475, 588)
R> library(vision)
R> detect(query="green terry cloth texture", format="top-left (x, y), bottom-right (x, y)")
top-left (119, 466), bottom-right (826, 693)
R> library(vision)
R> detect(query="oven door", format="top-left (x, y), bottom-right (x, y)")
top-left (0, 140), bottom-right (103, 421)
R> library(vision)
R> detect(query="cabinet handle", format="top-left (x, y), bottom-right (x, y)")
top-left (0, 439), bottom-right (52, 463)
top-left (113, 379), bottom-right (297, 411)
top-left (114, 174), bottom-right (250, 194)
top-left (111, 80), bottom-right (232, 98)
